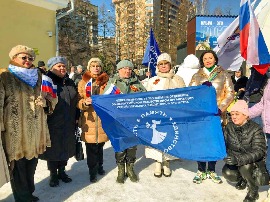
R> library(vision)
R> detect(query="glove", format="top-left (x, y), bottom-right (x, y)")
top-left (202, 81), bottom-right (212, 87)
top-left (215, 108), bottom-right (222, 116)
top-left (224, 156), bottom-right (237, 165)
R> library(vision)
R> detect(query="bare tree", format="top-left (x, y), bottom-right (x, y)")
top-left (213, 7), bottom-right (223, 15)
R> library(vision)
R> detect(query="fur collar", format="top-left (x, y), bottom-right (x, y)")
top-left (82, 71), bottom-right (109, 87)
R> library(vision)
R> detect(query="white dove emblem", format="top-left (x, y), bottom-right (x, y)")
top-left (150, 120), bottom-right (167, 144)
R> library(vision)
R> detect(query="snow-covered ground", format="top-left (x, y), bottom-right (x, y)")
top-left (0, 142), bottom-right (269, 202)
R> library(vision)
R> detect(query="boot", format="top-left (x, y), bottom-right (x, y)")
top-left (154, 162), bottom-right (162, 178)
top-left (31, 195), bottom-right (39, 202)
top-left (163, 161), bottom-right (171, 177)
top-left (89, 166), bottom-right (98, 183)
top-left (243, 187), bottom-right (259, 202)
top-left (58, 167), bottom-right (72, 183)
top-left (116, 163), bottom-right (125, 183)
top-left (98, 165), bottom-right (105, 175)
top-left (235, 178), bottom-right (247, 190)
top-left (49, 171), bottom-right (59, 187)
top-left (126, 163), bottom-right (138, 182)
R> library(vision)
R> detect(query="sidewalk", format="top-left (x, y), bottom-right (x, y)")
top-left (0, 143), bottom-right (268, 202)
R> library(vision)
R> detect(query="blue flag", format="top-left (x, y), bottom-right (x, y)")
top-left (142, 28), bottom-right (161, 77)
top-left (92, 86), bottom-right (227, 161)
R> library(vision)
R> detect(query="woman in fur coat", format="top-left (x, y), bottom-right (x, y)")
top-left (77, 58), bottom-right (109, 183)
top-left (0, 45), bottom-right (54, 201)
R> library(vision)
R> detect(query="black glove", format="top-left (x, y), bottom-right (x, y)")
top-left (215, 108), bottom-right (222, 116)
top-left (224, 156), bottom-right (237, 165)
top-left (202, 81), bottom-right (212, 87)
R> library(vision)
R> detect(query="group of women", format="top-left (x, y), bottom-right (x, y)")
top-left (0, 45), bottom-right (269, 202)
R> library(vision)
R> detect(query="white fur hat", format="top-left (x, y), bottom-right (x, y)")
top-left (157, 53), bottom-right (171, 64)
top-left (182, 54), bottom-right (200, 69)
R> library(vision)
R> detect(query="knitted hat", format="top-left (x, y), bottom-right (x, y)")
top-left (38, 61), bottom-right (45, 67)
top-left (230, 100), bottom-right (249, 116)
top-left (157, 53), bottom-right (171, 64)
top-left (182, 54), bottom-right (200, 69)
top-left (9, 45), bottom-right (36, 59)
top-left (116, 60), bottom-right (134, 70)
top-left (87, 58), bottom-right (103, 70)
top-left (47, 56), bottom-right (67, 69)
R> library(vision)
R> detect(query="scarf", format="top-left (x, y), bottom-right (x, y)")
top-left (8, 64), bottom-right (38, 88)
top-left (156, 69), bottom-right (176, 89)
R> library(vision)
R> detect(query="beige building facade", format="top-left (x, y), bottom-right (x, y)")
top-left (112, 0), bottom-right (183, 66)
top-left (0, 0), bottom-right (69, 68)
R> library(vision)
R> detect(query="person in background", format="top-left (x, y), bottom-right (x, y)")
top-left (223, 100), bottom-right (266, 202)
top-left (69, 66), bottom-right (76, 79)
top-left (37, 60), bottom-right (47, 74)
top-left (103, 59), bottom-right (146, 183)
top-left (244, 67), bottom-right (268, 126)
top-left (231, 70), bottom-right (248, 99)
top-left (146, 53), bottom-right (185, 178)
top-left (73, 65), bottom-right (86, 87)
top-left (189, 50), bottom-right (234, 184)
top-left (39, 56), bottom-right (78, 188)
top-left (176, 54), bottom-right (200, 86)
top-left (0, 45), bottom-right (54, 201)
top-left (248, 67), bottom-right (270, 174)
top-left (77, 58), bottom-right (109, 183)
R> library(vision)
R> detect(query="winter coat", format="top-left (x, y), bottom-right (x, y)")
top-left (249, 79), bottom-right (270, 134)
top-left (39, 71), bottom-right (78, 161)
top-left (189, 66), bottom-right (234, 113)
top-left (0, 62), bottom-right (51, 163)
top-left (77, 71), bottom-right (109, 143)
top-left (105, 73), bottom-right (146, 94)
top-left (145, 69), bottom-right (186, 162)
top-left (224, 120), bottom-right (266, 166)
top-left (231, 75), bottom-right (248, 93)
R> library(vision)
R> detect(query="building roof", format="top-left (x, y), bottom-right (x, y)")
top-left (17, 0), bottom-right (69, 11)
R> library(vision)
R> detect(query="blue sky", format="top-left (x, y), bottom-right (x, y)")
top-left (90, 0), bottom-right (242, 16)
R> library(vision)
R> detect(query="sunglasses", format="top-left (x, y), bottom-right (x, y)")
top-left (18, 56), bottom-right (34, 62)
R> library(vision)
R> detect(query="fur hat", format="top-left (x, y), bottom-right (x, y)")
top-left (87, 58), bottom-right (103, 70)
top-left (116, 60), bottom-right (134, 70)
top-left (230, 100), bottom-right (249, 116)
top-left (182, 54), bottom-right (200, 69)
top-left (9, 45), bottom-right (35, 59)
top-left (157, 53), bottom-right (171, 64)
top-left (47, 56), bottom-right (67, 69)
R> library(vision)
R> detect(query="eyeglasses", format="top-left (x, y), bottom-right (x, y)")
top-left (158, 62), bottom-right (169, 66)
top-left (18, 56), bottom-right (34, 62)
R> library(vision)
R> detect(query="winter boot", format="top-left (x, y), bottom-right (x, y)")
top-left (126, 163), bottom-right (138, 182)
top-left (243, 186), bottom-right (259, 202)
top-left (98, 165), bottom-right (105, 175)
top-left (49, 171), bottom-right (59, 187)
top-left (116, 163), bottom-right (125, 183)
top-left (89, 166), bottom-right (98, 183)
top-left (163, 161), bottom-right (171, 177)
top-left (154, 162), bottom-right (162, 178)
top-left (58, 167), bottom-right (72, 183)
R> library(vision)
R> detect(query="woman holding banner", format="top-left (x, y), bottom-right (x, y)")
top-left (77, 58), bottom-right (109, 183)
top-left (103, 59), bottom-right (146, 183)
top-left (146, 53), bottom-right (185, 178)
top-left (0, 45), bottom-right (53, 201)
top-left (189, 50), bottom-right (234, 184)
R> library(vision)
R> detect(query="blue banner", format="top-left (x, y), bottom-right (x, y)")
top-left (92, 85), bottom-right (227, 161)
top-left (142, 28), bottom-right (161, 77)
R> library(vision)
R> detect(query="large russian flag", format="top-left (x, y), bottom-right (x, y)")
top-left (41, 75), bottom-right (57, 98)
top-left (239, 0), bottom-right (270, 74)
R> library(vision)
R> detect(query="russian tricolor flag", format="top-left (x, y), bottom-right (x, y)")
top-left (85, 78), bottom-right (92, 97)
top-left (103, 84), bottom-right (122, 95)
top-left (240, 0), bottom-right (270, 74)
top-left (41, 75), bottom-right (57, 98)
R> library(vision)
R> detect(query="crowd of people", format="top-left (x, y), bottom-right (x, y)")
top-left (0, 44), bottom-right (269, 202)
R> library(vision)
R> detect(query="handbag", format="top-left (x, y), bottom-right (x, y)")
top-left (75, 127), bottom-right (84, 161)
top-left (252, 160), bottom-right (269, 186)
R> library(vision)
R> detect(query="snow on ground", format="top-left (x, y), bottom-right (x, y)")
top-left (0, 142), bottom-right (268, 202)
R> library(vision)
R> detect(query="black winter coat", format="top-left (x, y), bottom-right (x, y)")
top-left (224, 120), bottom-right (266, 166)
top-left (39, 71), bottom-right (78, 161)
